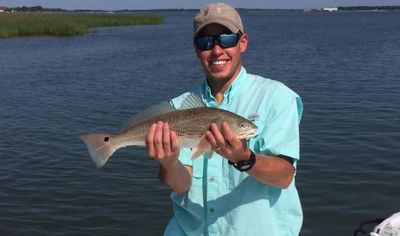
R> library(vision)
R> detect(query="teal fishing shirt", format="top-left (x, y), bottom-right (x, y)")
top-left (166, 67), bottom-right (303, 236)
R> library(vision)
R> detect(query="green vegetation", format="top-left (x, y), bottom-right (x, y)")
top-left (0, 13), bottom-right (163, 38)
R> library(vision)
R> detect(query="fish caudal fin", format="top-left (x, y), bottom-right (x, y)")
top-left (80, 133), bottom-right (118, 168)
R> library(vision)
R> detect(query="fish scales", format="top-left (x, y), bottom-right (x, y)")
top-left (125, 107), bottom-right (223, 138)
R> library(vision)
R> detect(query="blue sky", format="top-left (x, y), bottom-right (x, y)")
top-left (1, 0), bottom-right (399, 10)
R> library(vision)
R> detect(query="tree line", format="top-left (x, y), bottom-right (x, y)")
top-left (4, 6), bottom-right (66, 12)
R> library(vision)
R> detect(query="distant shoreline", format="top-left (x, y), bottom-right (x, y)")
top-left (0, 5), bottom-right (398, 39)
top-left (0, 13), bottom-right (163, 39)
top-left (304, 5), bottom-right (400, 13)
top-left (0, 5), bottom-right (400, 13)
top-left (338, 5), bottom-right (400, 11)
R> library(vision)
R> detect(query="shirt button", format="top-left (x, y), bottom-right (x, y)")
top-left (209, 208), bottom-right (215, 213)
top-left (209, 177), bottom-right (215, 182)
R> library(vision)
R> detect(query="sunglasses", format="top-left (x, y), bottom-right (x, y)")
top-left (194, 33), bottom-right (241, 51)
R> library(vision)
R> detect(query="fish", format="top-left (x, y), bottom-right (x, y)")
top-left (80, 93), bottom-right (257, 168)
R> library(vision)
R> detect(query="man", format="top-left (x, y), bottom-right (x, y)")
top-left (146, 2), bottom-right (303, 235)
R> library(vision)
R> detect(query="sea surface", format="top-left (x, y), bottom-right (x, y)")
top-left (1, 10), bottom-right (399, 235)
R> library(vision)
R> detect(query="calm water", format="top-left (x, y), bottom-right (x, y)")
top-left (1, 11), bottom-right (399, 235)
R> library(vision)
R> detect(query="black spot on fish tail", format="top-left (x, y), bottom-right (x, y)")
top-left (104, 137), bottom-right (110, 142)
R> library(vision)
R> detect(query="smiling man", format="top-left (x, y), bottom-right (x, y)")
top-left (146, 2), bottom-right (304, 236)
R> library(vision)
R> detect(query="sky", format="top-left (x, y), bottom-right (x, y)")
top-left (1, 0), bottom-right (399, 10)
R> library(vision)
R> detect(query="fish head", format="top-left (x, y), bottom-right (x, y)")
top-left (231, 118), bottom-right (258, 139)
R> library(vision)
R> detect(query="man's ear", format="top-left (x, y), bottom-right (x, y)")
top-left (239, 33), bottom-right (248, 53)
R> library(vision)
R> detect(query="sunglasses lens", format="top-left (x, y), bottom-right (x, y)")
top-left (195, 33), bottom-right (240, 51)
top-left (194, 36), bottom-right (213, 51)
top-left (219, 34), bottom-right (240, 48)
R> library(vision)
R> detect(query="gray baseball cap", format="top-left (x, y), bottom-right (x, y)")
top-left (194, 2), bottom-right (244, 36)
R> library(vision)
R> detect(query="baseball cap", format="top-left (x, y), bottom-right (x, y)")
top-left (194, 2), bottom-right (244, 36)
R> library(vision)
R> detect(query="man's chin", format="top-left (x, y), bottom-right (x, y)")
top-left (207, 70), bottom-right (230, 80)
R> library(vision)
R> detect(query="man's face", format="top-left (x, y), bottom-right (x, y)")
top-left (195, 24), bottom-right (248, 84)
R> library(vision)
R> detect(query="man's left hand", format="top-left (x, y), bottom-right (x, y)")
top-left (205, 121), bottom-right (252, 163)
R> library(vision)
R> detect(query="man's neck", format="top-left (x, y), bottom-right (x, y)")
top-left (206, 67), bottom-right (242, 106)
top-left (207, 79), bottom-right (232, 106)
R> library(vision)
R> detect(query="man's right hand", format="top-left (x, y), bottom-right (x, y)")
top-left (146, 121), bottom-right (180, 170)
top-left (146, 121), bottom-right (192, 194)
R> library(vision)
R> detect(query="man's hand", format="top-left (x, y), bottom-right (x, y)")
top-left (146, 121), bottom-right (180, 170)
top-left (205, 121), bottom-right (251, 163)
top-left (205, 121), bottom-right (294, 188)
top-left (145, 121), bottom-right (192, 194)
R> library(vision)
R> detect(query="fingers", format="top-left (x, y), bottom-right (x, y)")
top-left (205, 130), bottom-right (217, 151)
top-left (154, 122), bottom-right (164, 157)
top-left (210, 123), bottom-right (226, 149)
top-left (146, 121), bottom-right (179, 161)
top-left (146, 123), bottom-right (157, 157)
top-left (170, 130), bottom-right (179, 154)
top-left (162, 122), bottom-right (171, 155)
top-left (221, 122), bottom-right (242, 147)
top-left (206, 122), bottom-right (248, 162)
top-left (208, 122), bottom-right (238, 149)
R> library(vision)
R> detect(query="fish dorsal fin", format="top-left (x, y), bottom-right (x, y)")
top-left (180, 93), bottom-right (206, 110)
top-left (122, 101), bottom-right (177, 130)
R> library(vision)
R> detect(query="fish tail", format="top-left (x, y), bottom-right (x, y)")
top-left (80, 133), bottom-right (118, 168)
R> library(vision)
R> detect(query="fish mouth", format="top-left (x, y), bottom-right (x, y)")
top-left (239, 129), bottom-right (257, 139)
top-left (247, 131), bottom-right (256, 138)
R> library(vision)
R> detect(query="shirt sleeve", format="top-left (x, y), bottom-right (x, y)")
top-left (257, 83), bottom-right (303, 162)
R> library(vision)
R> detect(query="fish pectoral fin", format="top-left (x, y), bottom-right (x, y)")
top-left (191, 137), bottom-right (211, 160)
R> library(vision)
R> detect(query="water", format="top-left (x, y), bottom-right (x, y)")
top-left (1, 11), bottom-right (399, 235)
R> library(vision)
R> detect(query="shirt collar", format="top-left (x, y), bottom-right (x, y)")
top-left (201, 67), bottom-right (247, 107)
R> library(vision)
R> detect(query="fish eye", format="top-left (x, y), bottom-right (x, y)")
top-left (239, 122), bottom-right (247, 128)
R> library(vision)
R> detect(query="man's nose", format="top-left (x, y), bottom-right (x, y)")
top-left (210, 40), bottom-right (224, 53)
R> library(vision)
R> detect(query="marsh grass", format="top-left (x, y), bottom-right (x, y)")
top-left (0, 13), bottom-right (163, 38)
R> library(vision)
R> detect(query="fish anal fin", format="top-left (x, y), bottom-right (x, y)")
top-left (191, 136), bottom-right (211, 160)
top-left (206, 150), bottom-right (214, 159)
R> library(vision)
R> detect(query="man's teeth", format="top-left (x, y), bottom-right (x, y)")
top-left (211, 60), bottom-right (227, 65)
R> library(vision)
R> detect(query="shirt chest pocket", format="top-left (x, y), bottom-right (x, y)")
top-left (187, 156), bottom-right (206, 209)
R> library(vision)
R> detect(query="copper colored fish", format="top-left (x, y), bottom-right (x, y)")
top-left (80, 93), bottom-right (257, 168)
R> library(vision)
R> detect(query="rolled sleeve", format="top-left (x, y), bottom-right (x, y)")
top-left (257, 83), bottom-right (303, 162)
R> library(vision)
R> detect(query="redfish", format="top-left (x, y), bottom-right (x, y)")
top-left (80, 93), bottom-right (257, 168)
